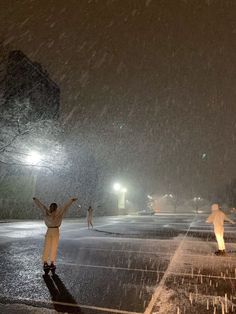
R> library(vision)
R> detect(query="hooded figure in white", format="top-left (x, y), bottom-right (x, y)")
top-left (206, 203), bottom-right (235, 255)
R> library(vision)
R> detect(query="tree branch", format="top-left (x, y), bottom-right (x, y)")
top-left (0, 129), bottom-right (30, 152)
top-left (0, 159), bottom-right (54, 173)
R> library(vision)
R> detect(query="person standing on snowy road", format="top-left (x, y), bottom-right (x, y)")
top-left (206, 203), bottom-right (235, 256)
top-left (87, 206), bottom-right (94, 229)
top-left (33, 197), bottom-right (78, 272)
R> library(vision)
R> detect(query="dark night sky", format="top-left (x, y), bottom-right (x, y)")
top-left (0, 0), bottom-right (235, 198)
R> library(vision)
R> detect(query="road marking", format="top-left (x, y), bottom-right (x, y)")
top-left (70, 236), bottom-right (182, 243)
top-left (62, 246), bottom-right (177, 256)
top-left (167, 271), bottom-right (236, 281)
top-left (144, 215), bottom-right (196, 314)
top-left (57, 261), bottom-right (236, 280)
top-left (0, 294), bottom-right (142, 314)
top-left (59, 246), bottom-right (236, 261)
top-left (57, 261), bottom-right (165, 273)
top-left (2, 239), bottom-right (235, 262)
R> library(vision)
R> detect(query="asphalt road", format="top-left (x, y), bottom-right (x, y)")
top-left (0, 214), bottom-right (236, 314)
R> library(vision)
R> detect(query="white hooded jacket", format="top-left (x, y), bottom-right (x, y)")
top-left (206, 204), bottom-right (234, 233)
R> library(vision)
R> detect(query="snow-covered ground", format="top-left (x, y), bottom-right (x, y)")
top-left (147, 219), bottom-right (236, 314)
top-left (0, 215), bottom-right (235, 314)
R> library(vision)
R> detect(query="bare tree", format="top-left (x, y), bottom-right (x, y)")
top-left (0, 96), bottom-right (68, 173)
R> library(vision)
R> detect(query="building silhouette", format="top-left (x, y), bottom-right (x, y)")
top-left (0, 46), bottom-right (60, 218)
top-left (0, 47), bottom-right (60, 120)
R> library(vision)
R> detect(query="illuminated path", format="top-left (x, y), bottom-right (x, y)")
top-left (0, 214), bottom-right (235, 313)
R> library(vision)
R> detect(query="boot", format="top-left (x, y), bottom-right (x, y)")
top-left (50, 262), bottom-right (56, 274)
top-left (215, 250), bottom-right (226, 256)
top-left (43, 262), bottom-right (50, 274)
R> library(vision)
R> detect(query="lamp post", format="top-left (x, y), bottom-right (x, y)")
top-left (120, 187), bottom-right (127, 209)
top-left (193, 197), bottom-right (201, 214)
top-left (113, 183), bottom-right (127, 212)
top-left (113, 183), bottom-right (121, 210)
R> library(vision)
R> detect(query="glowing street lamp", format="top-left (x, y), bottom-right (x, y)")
top-left (26, 151), bottom-right (42, 165)
top-left (113, 183), bottom-right (121, 192)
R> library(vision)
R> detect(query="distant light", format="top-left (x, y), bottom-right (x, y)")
top-left (113, 183), bottom-right (121, 191)
top-left (147, 195), bottom-right (153, 200)
top-left (26, 151), bottom-right (42, 164)
top-left (122, 187), bottom-right (127, 193)
top-left (201, 153), bottom-right (207, 160)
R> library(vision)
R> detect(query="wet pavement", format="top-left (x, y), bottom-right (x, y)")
top-left (0, 214), bottom-right (235, 313)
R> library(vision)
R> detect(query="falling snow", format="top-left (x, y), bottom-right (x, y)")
top-left (0, 0), bottom-right (235, 313)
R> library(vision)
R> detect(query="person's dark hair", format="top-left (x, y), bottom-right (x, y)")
top-left (49, 203), bottom-right (58, 212)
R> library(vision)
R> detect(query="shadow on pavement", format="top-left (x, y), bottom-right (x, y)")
top-left (93, 228), bottom-right (122, 235)
top-left (43, 273), bottom-right (81, 313)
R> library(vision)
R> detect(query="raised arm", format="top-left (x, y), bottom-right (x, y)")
top-left (57, 198), bottom-right (77, 216)
top-left (33, 197), bottom-right (48, 213)
top-left (206, 213), bottom-right (214, 223)
top-left (224, 213), bottom-right (235, 224)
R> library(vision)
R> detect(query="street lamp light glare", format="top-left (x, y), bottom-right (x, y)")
top-left (113, 183), bottom-right (121, 191)
top-left (26, 151), bottom-right (42, 164)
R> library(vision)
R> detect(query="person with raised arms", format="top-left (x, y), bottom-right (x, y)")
top-left (33, 196), bottom-right (78, 273)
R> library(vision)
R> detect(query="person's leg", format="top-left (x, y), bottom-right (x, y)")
top-left (50, 229), bottom-right (60, 264)
top-left (42, 229), bottom-right (52, 264)
top-left (218, 232), bottom-right (225, 251)
top-left (90, 219), bottom-right (93, 228)
top-left (215, 231), bottom-right (225, 251)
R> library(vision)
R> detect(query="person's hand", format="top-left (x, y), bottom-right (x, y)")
top-left (71, 198), bottom-right (78, 202)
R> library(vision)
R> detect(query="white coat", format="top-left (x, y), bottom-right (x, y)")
top-left (206, 204), bottom-right (234, 233)
top-left (34, 198), bottom-right (74, 227)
